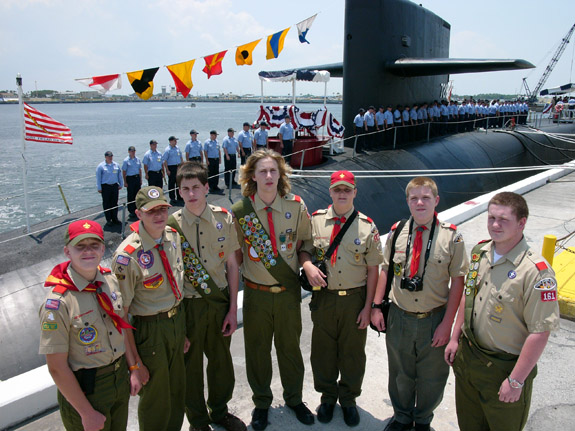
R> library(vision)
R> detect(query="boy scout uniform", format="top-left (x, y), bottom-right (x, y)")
top-left (170, 205), bottom-right (240, 429)
top-left (232, 193), bottom-right (312, 409)
top-left (453, 238), bottom-right (560, 431)
top-left (383, 218), bottom-right (468, 426)
top-left (304, 206), bottom-right (383, 407)
top-left (112, 220), bottom-right (185, 431)
top-left (39, 264), bottom-right (130, 431)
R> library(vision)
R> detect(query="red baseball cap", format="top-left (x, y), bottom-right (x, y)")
top-left (330, 170), bottom-right (355, 189)
top-left (65, 220), bottom-right (104, 246)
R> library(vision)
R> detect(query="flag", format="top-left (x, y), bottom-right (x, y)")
top-left (296, 14), bottom-right (317, 44)
top-left (236, 39), bottom-right (261, 66)
top-left (167, 60), bottom-right (195, 98)
top-left (75, 74), bottom-right (122, 94)
top-left (24, 103), bottom-right (73, 145)
top-left (266, 28), bottom-right (290, 60)
top-left (127, 67), bottom-right (159, 100)
top-left (203, 50), bottom-right (227, 78)
top-left (326, 113), bottom-right (345, 138)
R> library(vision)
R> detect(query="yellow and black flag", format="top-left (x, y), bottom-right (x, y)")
top-left (127, 67), bottom-right (159, 100)
top-left (235, 39), bottom-right (261, 66)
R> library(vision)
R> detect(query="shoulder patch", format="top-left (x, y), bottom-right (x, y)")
top-left (116, 255), bottom-right (130, 266)
top-left (123, 244), bottom-right (136, 254)
top-left (535, 261), bottom-right (548, 271)
top-left (293, 194), bottom-right (302, 202)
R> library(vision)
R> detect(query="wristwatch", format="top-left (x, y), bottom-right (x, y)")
top-left (371, 302), bottom-right (383, 309)
top-left (508, 377), bottom-right (524, 389)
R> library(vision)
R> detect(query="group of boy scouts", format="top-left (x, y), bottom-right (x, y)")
top-left (45, 146), bottom-right (559, 431)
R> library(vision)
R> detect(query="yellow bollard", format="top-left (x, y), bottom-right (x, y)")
top-left (541, 235), bottom-right (557, 267)
top-left (57, 183), bottom-right (71, 214)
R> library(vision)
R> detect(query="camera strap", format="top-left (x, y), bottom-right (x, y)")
top-left (403, 214), bottom-right (437, 281)
top-left (323, 209), bottom-right (358, 261)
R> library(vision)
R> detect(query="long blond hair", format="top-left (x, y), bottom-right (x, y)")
top-left (239, 149), bottom-right (292, 197)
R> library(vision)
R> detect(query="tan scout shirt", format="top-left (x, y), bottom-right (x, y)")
top-left (383, 217), bottom-right (468, 313)
top-left (112, 222), bottom-right (183, 316)
top-left (234, 193), bottom-right (312, 286)
top-left (173, 205), bottom-right (240, 298)
top-left (38, 267), bottom-right (125, 371)
top-left (303, 207), bottom-right (383, 289)
top-left (470, 238), bottom-right (560, 355)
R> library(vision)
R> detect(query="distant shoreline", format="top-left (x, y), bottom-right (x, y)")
top-left (0, 97), bottom-right (342, 105)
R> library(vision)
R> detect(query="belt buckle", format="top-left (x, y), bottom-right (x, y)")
top-left (114, 361), bottom-right (121, 371)
top-left (312, 286), bottom-right (322, 291)
top-left (167, 307), bottom-right (177, 318)
top-left (338, 290), bottom-right (347, 296)
top-left (416, 312), bottom-right (429, 319)
top-left (269, 286), bottom-right (282, 294)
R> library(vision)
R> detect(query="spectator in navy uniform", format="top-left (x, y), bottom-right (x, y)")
top-left (223, 128), bottom-right (240, 188)
top-left (142, 140), bottom-right (164, 188)
top-left (238, 122), bottom-right (255, 165)
top-left (204, 130), bottom-right (222, 193)
top-left (122, 146), bottom-right (142, 220)
top-left (185, 130), bottom-right (203, 163)
top-left (364, 106), bottom-right (376, 150)
top-left (254, 121), bottom-right (269, 150)
top-left (353, 108), bottom-right (366, 153)
top-left (96, 151), bottom-right (123, 226)
top-left (162, 136), bottom-right (184, 204)
top-left (279, 116), bottom-right (295, 164)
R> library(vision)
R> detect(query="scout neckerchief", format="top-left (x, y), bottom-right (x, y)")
top-left (403, 214), bottom-right (437, 281)
top-left (45, 261), bottom-right (134, 334)
top-left (232, 194), bottom-right (301, 291)
top-left (327, 209), bottom-right (358, 266)
top-left (167, 213), bottom-right (228, 305)
top-left (130, 220), bottom-right (182, 301)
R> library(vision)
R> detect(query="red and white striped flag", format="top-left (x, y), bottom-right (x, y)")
top-left (23, 103), bottom-right (73, 145)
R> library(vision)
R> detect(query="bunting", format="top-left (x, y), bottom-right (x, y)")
top-left (203, 50), bottom-right (227, 78)
top-left (235, 39), bottom-right (261, 66)
top-left (75, 74), bottom-right (122, 94)
top-left (127, 67), bottom-right (159, 100)
top-left (23, 103), bottom-right (73, 145)
top-left (167, 60), bottom-right (195, 98)
top-left (296, 14), bottom-right (317, 44)
top-left (266, 28), bottom-right (290, 60)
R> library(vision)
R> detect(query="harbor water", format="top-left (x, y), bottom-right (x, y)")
top-left (0, 101), bottom-right (341, 234)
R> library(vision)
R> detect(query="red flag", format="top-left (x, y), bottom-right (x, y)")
top-left (75, 74), bottom-right (122, 94)
top-left (24, 103), bottom-right (73, 145)
top-left (203, 50), bottom-right (227, 78)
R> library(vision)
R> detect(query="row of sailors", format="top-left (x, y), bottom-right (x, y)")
top-left (354, 100), bottom-right (529, 150)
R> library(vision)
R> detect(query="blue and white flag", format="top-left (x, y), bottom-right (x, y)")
top-left (296, 14), bottom-right (317, 44)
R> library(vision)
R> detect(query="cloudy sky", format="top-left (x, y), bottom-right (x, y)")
top-left (1, 0), bottom-right (574, 97)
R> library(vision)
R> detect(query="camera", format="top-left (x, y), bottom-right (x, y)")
top-left (400, 276), bottom-right (423, 292)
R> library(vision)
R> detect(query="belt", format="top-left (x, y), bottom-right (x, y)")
top-left (149, 170), bottom-right (161, 174)
top-left (244, 279), bottom-right (286, 294)
top-left (127, 174), bottom-right (140, 178)
top-left (135, 303), bottom-right (181, 321)
top-left (397, 304), bottom-right (445, 319)
top-left (95, 356), bottom-right (123, 376)
top-left (323, 286), bottom-right (365, 296)
top-left (208, 157), bottom-right (219, 161)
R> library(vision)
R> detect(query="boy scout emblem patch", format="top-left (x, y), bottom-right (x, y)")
top-left (534, 278), bottom-right (557, 291)
top-left (285, 212), bottom-right (292, 219)
top-left (143, 273), bottom-right (164, 289)
top-left (148, 188), bottom-right (160, 199)
top-left (45, 299), bottom-right (60, 310)
top-left (116, 255), bottom-right (130, 266)
top-left (354, 238), bottom-right (361, 245)
top-left (42, 322), bottom-right (57, 331)
top-left (508, 270), bottom-right (517, 279)
top-left (138, 250), bottom-right (154, 269)
top-left (541, 291), bottom-right (557, 302)
top-left (78, 326), bottom-right (97, 345)
top-left (216, 222), bottom-right (223, 230)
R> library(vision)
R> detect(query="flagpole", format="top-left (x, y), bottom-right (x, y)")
top-left (16, 74), bottom-right (31, 234)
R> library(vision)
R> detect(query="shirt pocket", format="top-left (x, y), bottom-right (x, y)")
top-left (345, 241), bottom-right (367, 265)
top-left (211, 239), bottom-right (227, 263)
top-left (391, 252), bottom-right (407, 276)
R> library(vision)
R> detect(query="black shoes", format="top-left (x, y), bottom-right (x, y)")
top-left (342, 405), bottom-right (360, 427)
top-left (316, 403), bottom-right (335, 423)
top-left (213, 412), bottom-right (247, 431)
top-left (287, 402), bottom-right (314, 425)
top-left (251, 408), bottom-right (268, 431)
top-left (384, 419), bottom-right (415, 431)
top-left (414, 423), bottom-right (431, 431)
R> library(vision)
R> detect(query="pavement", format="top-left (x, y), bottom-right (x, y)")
top-left (9, 170), bottom-right (575, 430)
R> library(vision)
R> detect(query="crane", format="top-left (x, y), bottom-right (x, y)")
top-left (523, 22), bottom-right (575, 102)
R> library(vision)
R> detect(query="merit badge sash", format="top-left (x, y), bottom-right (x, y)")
top-left (167, 215), bottom-right (228, 305)
top-left (232, 196), bottom-right (301, 293)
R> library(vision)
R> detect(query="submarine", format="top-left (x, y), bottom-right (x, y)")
top-left (1, 0), bottom-right (575, 388)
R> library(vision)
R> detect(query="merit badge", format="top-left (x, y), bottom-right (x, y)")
top-left (374, 233), bottom-right (380, 242)
top-left (354, 238), bottom-right (361, 245)
top-left (534, 278), bottom-right (557, 291)
top-left (508, 270), bottom-right (517, 279)
top-left (281, 244), bottom-right (287, 251)
top-left (148, 188), bottom-right (160, 199)
top-left (143, 273), bottom-right (164, 289)
top-left (465, 288), bottom-right (472, 296)
top-left (42, 322), bottom-right (57, 331)
top-left (216, 222), bottom-right (223, 230)
top-left (45, 299), bottom-right (60, 310)
top-left (137, 250), bottom-right (154, 269)
top-left (285, 212), bottom-right (292, 219)
top-left (116, 255), bottom-right (130, 266)
top-left (78, 326), bottom-right (97, 345)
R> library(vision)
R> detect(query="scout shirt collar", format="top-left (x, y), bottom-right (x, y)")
top-left (182, 205), bottom-right (216, 226)
top-left (411, 212), bottom-right (438, 232)
top-left (484, 236), bottom-right (529, 267)
top-left (67, 265), bottom-right (105, 292)
top-left (326, 205), bottom-right (355, 220)
top-left (252, 193), bottom-right (281, 213)
top-left (136, 220), bottom-right (168, 252)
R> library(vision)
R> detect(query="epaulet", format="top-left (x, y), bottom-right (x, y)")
top-left (390, 221), bottom-right (401, 231)
top-left (123, 244), bottom-right (136, 254)
top-left (441, 221), bottom-right (457, 230)
top-left (284, 193), bottom-right (301, 202)
top-left (129, 220), bottom-right (140, 232)
top-left (357, 212), bottom-right (370, 222)
top-left (312, 209), bottom-right (327, 216)
top-left (535, 261), bottom-right (549, 272)
top-left (210, 204), bottom-right (229, 214)
top-left (477, 239), bottom-right (490, 244)
top-left (99, 266), bottom-right (111, 274)
top-left (52, 285), bottom-right (68, 295)
top-left (168, 227), bottom-right (177, 232)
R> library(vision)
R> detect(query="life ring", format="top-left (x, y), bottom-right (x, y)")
top-left (555, 104), bottom-right (564, 112)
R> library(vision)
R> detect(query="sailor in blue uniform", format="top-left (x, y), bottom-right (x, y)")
top-left (122, 146), bottom-right (142, 220)
top-left (278, 116), bottom-right (295, 163)
top-left (364, 106), bottom-right (376, 150)
top-left (238, 122), bottom-right (255, 165)
top-left (204, 130), bottom-right (222, 193)
top-left (185, 130), bottom-right (203, 163)
top-left (222, 128), bottom-right (240, 188)
top-left (142, 140), bottom-right (164, 188)
top-left (96, 151), bottom-right (123, 227)
top-left (162, 136), bottom-right (184, 203)
top-left (353, 108), bottom-right (366, 153)
top-left (383, 106), bottom-right (394, 147)
top-left (254, 121), bottom-right (269, 150)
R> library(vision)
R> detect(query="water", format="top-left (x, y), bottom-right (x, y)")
top-left (0, 102), bottom-right (341, 233)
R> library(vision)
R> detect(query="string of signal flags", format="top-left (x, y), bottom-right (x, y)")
top-left (75, 14), bottom-right (317, 100)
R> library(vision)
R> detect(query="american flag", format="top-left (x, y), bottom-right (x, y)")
top-left (23, 103), bottom-right (73, 145)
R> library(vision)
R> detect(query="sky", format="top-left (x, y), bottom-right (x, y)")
top-left (1, 0), bottom-right (574, 97)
